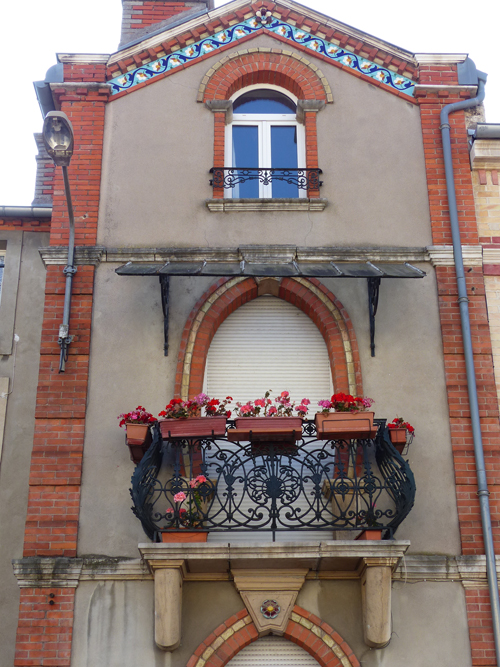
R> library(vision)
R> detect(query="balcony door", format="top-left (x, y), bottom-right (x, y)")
top-left (204, 295), bottom-right (333, 417)
top-left (226, 88), bottom-right (306, 198)
top-left (204, 295), bottom-right (333, 543)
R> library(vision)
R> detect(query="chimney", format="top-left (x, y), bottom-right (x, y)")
top-left (120, 0), bottom-right (214, 47)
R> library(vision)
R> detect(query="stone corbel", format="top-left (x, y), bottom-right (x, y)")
top-left (205, 99), bottom-right (233, 124)
top-left (232, 569), bottom-right (308, 636)
top-left (359, 557), bottom-right (398, 649)
top-left (148, 560), bottom-right (186, 651)
top-left (296, 100), bottom-right (326, 124)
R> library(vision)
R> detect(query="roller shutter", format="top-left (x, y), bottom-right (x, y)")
top-left (226, 636), bottom-right (320, 667)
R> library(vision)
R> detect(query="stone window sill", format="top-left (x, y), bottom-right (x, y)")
top-left (205, 198), bottom-right (328, 212)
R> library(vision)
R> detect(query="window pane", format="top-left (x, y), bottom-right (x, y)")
top-left (234, 90), bottom-right (296, 114)
top-left (271, 126), bottom-right (299, 198)
top-left (232, 125), bottom-right (259, 198)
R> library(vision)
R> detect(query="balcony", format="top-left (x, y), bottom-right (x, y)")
top-left (209, 167), bottom-right (323, 192)
top-left (131, 419), bottom-right (416, 542)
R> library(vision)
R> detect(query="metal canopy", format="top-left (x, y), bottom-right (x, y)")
top-left (116, 260), bottom-right (425, 279)
top-left (116, 260), bottom-right (426, 358)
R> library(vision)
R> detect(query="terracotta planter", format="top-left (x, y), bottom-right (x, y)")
top-left (315, 412), bottom-right (377, 440)
top-left (159, 416), bottom-right (227, 440)
top-left (389, 427), bottom-right (407, 454)
top-left (125, 423), bottom-right (152, 464)
top-left (355, 529), bottom-right (382, 541)
top-left (227, 417), bottom-right (303, 449)
top-left (160, 530), bottom-right (208, 543)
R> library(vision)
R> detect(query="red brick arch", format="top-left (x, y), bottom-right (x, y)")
top-left (174, 276), bottom-right (362, 400)
top-left (202, 51), bottom-right (330, 102)
top-left (186, 605), bottom-right (360, 667)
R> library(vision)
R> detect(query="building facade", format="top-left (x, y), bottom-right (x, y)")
top-left (1, 1), bottom-right (500, 665)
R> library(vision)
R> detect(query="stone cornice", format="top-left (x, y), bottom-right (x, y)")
top-left (39, 246), bottom-right (106, 266)
top-left (57, 53), bottom-right (110, 64)
top-left (427, 245), bottom-right (483, 267)
top-left (470, 139), bottom-right (500, 170)
top-left (414, 53), bottom-right (468, 64)
top-left (38, 245), bottom-right (490, 268)
top-left (12, 553), bottom-right (500, 587)
top-left (414, 84), bottom-right (477, 95)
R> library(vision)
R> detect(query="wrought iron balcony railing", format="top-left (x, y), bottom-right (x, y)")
top-left (209, 167), bottom-right (323, 191)
top-left (131, 420), bottom-right (416, 541)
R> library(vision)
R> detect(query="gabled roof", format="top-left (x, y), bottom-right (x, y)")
top-left (106, 0), bottom-right (419, 101)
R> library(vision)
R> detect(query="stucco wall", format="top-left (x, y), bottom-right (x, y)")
top-left (97, 34), bottom-right (431, 249)
top-left (71, 578), bottom-right (471, 667)
top-left (78, 260), bottom-right (459, 556)
top-left (0, 231), bottom-right (48, 666)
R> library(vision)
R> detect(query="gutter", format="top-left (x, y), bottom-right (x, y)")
top-left (439, 59), bottom-right (500, 662)
top-left (0, 206), bottom-right (52, 218)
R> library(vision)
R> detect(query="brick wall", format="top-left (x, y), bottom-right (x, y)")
top-left (120, 0), bottom-right (211, 46)
top-left (13, 76), bottom-right (107, 666)
top-left (418, 77), bottom-right (500, 666)
top-left (32, 134), bottom-right (55, 207)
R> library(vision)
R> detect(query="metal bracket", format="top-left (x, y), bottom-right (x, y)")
top-left (160, 275), bottom-right (169, 356)
top-left (368, 277), bottom-right (381, 357)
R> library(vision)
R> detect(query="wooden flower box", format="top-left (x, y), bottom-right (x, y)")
top-left (160, 530), bottom-right (208, 543)
top-left (389, 428), bottom-right (407, 454)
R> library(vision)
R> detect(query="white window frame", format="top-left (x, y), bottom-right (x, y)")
top-left (225, 86), bottom-right (306, 199)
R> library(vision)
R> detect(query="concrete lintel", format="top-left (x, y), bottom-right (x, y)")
top-left (427, 244), bottom-right (482, 267)
top-left (205, 198), bottom-right (328, 212)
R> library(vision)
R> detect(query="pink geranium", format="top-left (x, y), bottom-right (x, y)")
top-left (173, 491), bottom-right (186, 503)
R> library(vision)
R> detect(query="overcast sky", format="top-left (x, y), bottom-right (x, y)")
top-left (1, 0), bottom-right (499, 206)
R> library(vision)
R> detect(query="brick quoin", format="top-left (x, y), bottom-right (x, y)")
top-left (15, 74), bottom-right (106, 665)
top-left (418, 73), bottom-right (500, 665)
top-left (14, 588), bottom-right (75, 667)
top-left (174, 276), bottom-right (362, 399)
top-left (187, 606), bottom-right (360, 667)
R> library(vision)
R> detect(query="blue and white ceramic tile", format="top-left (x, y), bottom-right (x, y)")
top-left (109, 16), bottom-right (416, 97)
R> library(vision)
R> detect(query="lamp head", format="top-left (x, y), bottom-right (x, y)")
top-left (42, 111), bottom-right (74, 166)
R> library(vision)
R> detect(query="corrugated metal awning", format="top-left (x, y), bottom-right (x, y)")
top-left (116, 260), bottom-right (425, 279)
top-left (115, 259), bottom-right (425, 358)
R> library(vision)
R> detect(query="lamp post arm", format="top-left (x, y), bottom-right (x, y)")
top-left (59, 165), bottom-right (77, 373)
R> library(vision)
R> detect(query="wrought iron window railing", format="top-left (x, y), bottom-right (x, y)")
top-left (131, 420), bottom-right (416, 541)
top-left (209, 167), bottom-right (323, 191)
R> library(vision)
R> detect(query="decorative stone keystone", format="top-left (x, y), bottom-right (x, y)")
top-left (360, 557), bottom-right (398, 648)
top-left (232, 569), bottom-right (308, 636)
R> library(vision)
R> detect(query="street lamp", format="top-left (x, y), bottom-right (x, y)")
top-left (42, 111), bottom-right (76, 373)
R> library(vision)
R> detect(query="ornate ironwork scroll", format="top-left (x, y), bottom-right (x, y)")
top-left (131, 420), bottom-right (416, 541)
top-left (209, 167), bottom-right (323, 191)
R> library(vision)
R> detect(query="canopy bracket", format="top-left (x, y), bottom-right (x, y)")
top-left (368, 277), bottom-right (381, 357)
top-left (160, 274), bottom-right (170, 356)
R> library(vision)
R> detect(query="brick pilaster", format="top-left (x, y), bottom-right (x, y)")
top-left (418, 75), bottom-right (500, 666)
top-left (14, 76), bottom-right (107, 666)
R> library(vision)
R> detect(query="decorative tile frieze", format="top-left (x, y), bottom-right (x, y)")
top-left (108, 15), bottom-right (416, 97)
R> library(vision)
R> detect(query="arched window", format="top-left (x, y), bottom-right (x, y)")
top-left (226, 87), bottom-right (305, 199)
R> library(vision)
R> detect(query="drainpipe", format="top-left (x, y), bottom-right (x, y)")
top-left (439, 63), bottom-right (500, 660)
